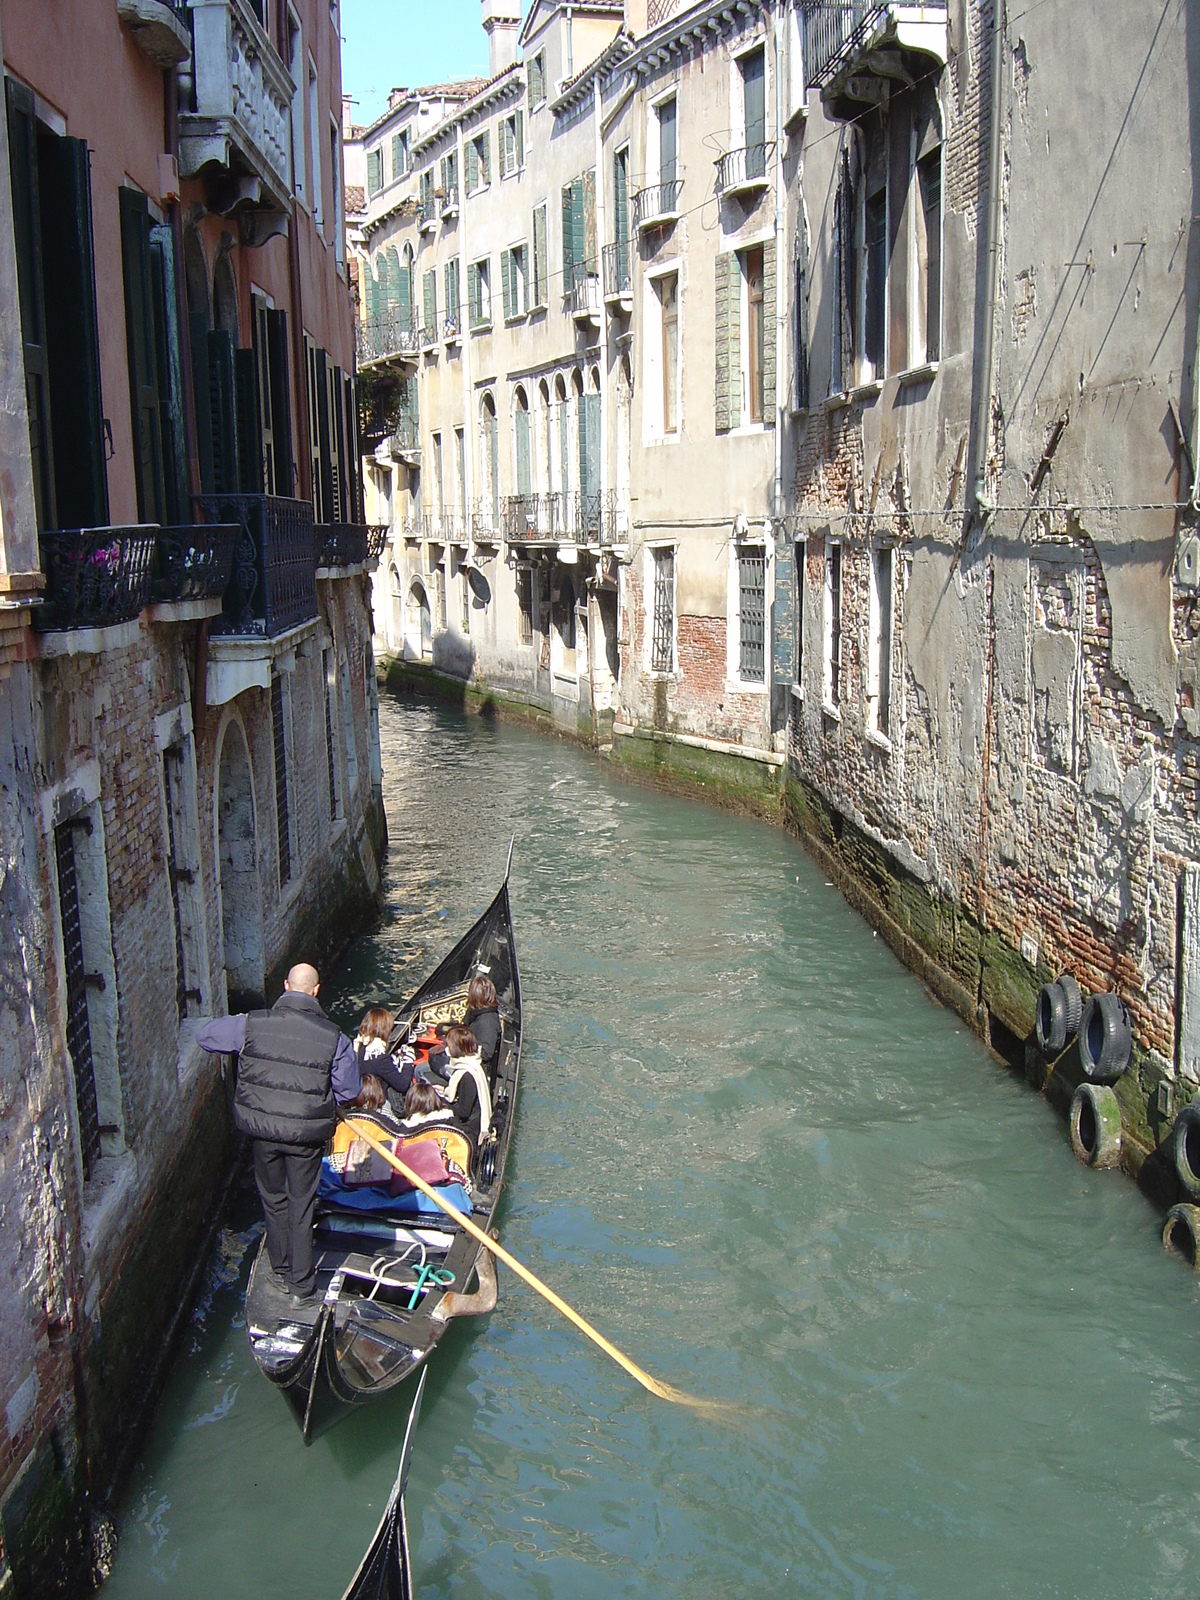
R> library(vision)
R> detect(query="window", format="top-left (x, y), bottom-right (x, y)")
top-left (514, 388), bottom-right (532, 497)
top-left (659, 272), bottom-right (679, 434)
top-left (868, 544), bottom-right (893, 736)
top-left (823, 539), bottom-right (842, 707)
top-left (460, 557), bottom-right (471, 632)
top-left (738, 547), bottom-right (766, 683)
top-left (366, 147), bottom-right (383, 195)
top-left (419, 168), bottom-right (435, 219)
top-left (860, 187), bottom-right (886, 380)
top-left (287, 8), bottom-right (305, 205)
top-left (502, 243), bottom-right (527, 320)
top-left (440, 150), bottom-right (458, 206)
top-left (162, 742), bottom-right (204, 1023)
top-left (466, 130), bottom-right (490, 193)
top-left (794, 220), bottom-right (811, 411)
top-left (514, 568), bottom-right (531, 644)
top-left (740, 47), bottom-right (767, 179)
top-left (745, 245), bottom-right (765, 423)
top-left (915, 148), bottom-right (942, 364)
top-left (454, 426), bottom-right (466, 513)
top-left (6, 83), bottom-right (110, 533)
top-left (527, 51), bottom-right (546, 111)
top-left (323, 649), bottom-right (342, 821)
top-left (340, 653), bottom-right (359, 795)
top-left (468, 257), bottom-right (492, 328)
top-left (432, 431), bottom-right (444, 522)
top-left (271, 673), bottom-right (293, 886)
top-left (54, 812), bottom-right (114, 1179)
top-left (715, 243), bottom-right (776, 431)
top-left (793, 538), bottom-right (806, 687)
top-left (785, 0), bottom-right (805, 122)
top-left (444, 258), bottom-right (460, 335)
top-left (650, 546), bottom-right (675, 673)
top-left (391, 129), bottom-right (408, 181)
top-left (532, 203), bottom-right (548, 308)
top-left (433, 560), bottom-right (447, 630)
top-left (500, 111), bottom-right (524, 177)
top-left (613, 146), bottom-right (630, 247)
top-left (655, 96), bottom-right (678, 205)
top-left (481, 393), bottom-right (500, 528)
top-left (330, 116), bottom-right (344, 268)
top-left (308, 59), bottom-right (323, 231)
top-left (423, 267), bottom-right (437, 335)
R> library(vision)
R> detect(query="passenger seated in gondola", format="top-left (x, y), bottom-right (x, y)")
top-left (399, 1077), bottom-right (454, 1130)
top-left (354, 1005), bottom-right (415, 1107)
top-left (352, 1073), bottom-right (402, 1129)
top-left (463, 975), bottom-right (502, 1076)
top-left (438, 1026), bottom-right (492, 1146)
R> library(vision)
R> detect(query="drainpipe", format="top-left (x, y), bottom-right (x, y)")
top-left (567, 6), bottom-right (574, 78)
top-left (770, 2), bottom-right (786, 751)
top-left (972, 0), bottom-right (1006, 518)
top-left (458, 118), bottom-right (475, 559)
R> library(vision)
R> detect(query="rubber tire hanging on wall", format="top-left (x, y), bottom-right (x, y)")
top-left (1077, 992), bottom-right (1132, 1082)
top-left (1035, 973), bottom-right (1083, 1055)
top-left (1173, 1100), bottom-right (1200, 1198)
top-left (1162, 1204), bottom-right (1200, 1270)
top-left (1068, 1082), bottom-right (1122, 1169)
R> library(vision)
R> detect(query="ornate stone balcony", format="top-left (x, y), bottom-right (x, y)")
top-left (179, 0), bottom-right (294, 220)
top-left (802, 2), bottom-right (949, 118)
top-left (117, 0), bottom-right (191, 67)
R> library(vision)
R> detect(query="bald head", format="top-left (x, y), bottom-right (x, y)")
top-left (284, 962), bottom-right (320, 996)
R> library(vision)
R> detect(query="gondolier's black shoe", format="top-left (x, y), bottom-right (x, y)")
top-left (289, 1288), bottom-right (322, 1312)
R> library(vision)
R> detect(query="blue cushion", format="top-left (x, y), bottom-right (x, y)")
top-left (318, 1161), bottom-right (471, 1218)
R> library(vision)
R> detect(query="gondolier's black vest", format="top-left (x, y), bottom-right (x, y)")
top-left (233, 991), bottom-right (342, 1145)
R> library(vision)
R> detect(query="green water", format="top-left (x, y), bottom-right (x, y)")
top-left (107, 698), bottom-right (1200, 1599)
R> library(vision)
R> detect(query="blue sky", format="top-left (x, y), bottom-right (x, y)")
top-left (341, 1), bottom-right (532, 129)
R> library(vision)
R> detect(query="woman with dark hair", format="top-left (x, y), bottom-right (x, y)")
top-left (439, 1025), bottom-right (491, 1145)
top-left (400, 1077), bottom-right (453, 1131)
top-left (464, 974), bottom-right (502, 1072)
top-left (354, 1003), bottom-right (414, 1110)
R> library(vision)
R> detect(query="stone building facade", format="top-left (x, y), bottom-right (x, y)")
top-left (354, 0), bottom-right (1200, 1180)
top-left (0, 0), bottom-right (382, 1588)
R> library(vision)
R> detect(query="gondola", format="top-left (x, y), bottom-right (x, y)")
top-left (244, 850), bottom-right (522, 1441)
top-left (340, 1367), bottom-right (427, 1600)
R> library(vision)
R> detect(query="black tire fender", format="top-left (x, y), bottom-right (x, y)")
top-left (1078, 992), bottom-right (1132, 1082)
top-left (1068, 1082), bottom-right (1121, 1169)
top-left (1173, 1099), bottom-right (1200, 1198)
top-left (1162, 1203), bottom-right (1200, 1270)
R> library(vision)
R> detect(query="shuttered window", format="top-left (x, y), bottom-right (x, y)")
top-left (578, 392), bottom-right (600, 532)
top-left (192, 323), bottom-right (239, 494)
top-left (423, 268), bottom-right (437, 334)
top-left (515, 400), bottom-right (531, 497)
top-left (468, 258), bottom-right (491, 328)
top-left (527, 52), bottom-right (545, 111)
top-left (7, 79), bottom-right (55, 529)
top-left (502, 245), bottom-right (526, 320)
top-left (323, 649), bottom-right (342, 821)
top-left (501, 111), bottom-right (524, 177)
top-left (391, 132), bottom-right (407, 180)
top-left (795, 223), bottom-right (811, 411)
top-left (366, 147), bottom-right (383, 194)
top-left (54, 820), bottom-right (102, 1179)
top-left (326, 360), bottom-right (344, 522)
top-left (562, 175), bottom-right (585, 286)
top-left (119, 187), bottom-right (167, 523)
top-left (532, 204), bottom-right (548, 308)
top-left (715, 252), bottom-right (741, 432)
top-left (440, 150), bottom-right (457, 198)
top-left (267, 308), bottom-right (294, 495)
top-left (251, 296), bottom-right (276, 494)
top-left (762, 238), bottom-right (777, 419)
top-left (613, 147), bottom-right (629, 248)
top-left (466, 130), bottom-right (490, 193)
top-left (234, 345), bottom-right (263, 494)
top-left (444, 258), bottom-right (460, 328)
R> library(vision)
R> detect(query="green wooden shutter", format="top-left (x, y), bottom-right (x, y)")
top-left (329, 362), bottom-right (345, 522)
top-left (515, 405), bottom-right (531, 496)
top-left (527, 60), bottom-right (536, 113)
top-left (489, 406), bottom-right (500, 524)
top-left (119, 186), bottom-right (166, 523)
top-left (444, 259), bottom-right (458, 322)
top-left (5, 78), bottom-right (55, 530)
top-left (571, 177), bottom-right (586, 284)
top-left (468, 260), bottom-right (480, 327)
top-left (40, 133), bottom-right (108, 529)
top-left (207, 329), bottom-right (239, 495)
top-left (391, 133), bottom-right (404, 179)
top-left (234, 346), bottom-right (263, 495)
top-left (795, 223), bottom-right (810, 410)
top-left (614, 149), bottom-right (629, 248)
top-left (515, 110), bottom-right (524, 169)
top-left (763, 238), bottom-right (777, 421)
top-left (423, 268), bottom-right (437, 332)
top-left (267, 308), bottom-right (293, 496)
top-left (561, 184), bottom-right (574, 284)
top-left (367, 148), bottom-right (382, 194)
top-left (715, 252), bottom-right (740, 432)
top-left (148, 223), bottom-right (187, 524)
top-left (533, 204), bottom-right (547, 306)
top-left (466, 137), bottom-right (479, 192)
top-left (501, 249), bottom-right (512, 321)
top-left (314, 347), bottom-right (333, 522)
top-left (578, 392), bottom-right (600, 509)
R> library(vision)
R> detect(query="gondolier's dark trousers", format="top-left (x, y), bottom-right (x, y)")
top-left (252, 1142), bottom-right (324, 1296)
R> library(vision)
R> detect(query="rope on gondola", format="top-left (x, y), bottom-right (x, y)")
top-left (344, 1118), bottom-right (736, 1419)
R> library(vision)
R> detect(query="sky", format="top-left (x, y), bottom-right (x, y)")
top-left (341, 0), bottom-right (533, 130)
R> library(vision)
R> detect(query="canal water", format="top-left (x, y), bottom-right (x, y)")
top-left (106, 697), bottom-right (1200, 1599)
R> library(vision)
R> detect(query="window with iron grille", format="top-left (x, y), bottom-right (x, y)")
top-left (54, 820), bottom-right (102, 1179)
top-left (650, 546), bottom-right (675, 673)
top-left (323, 648), bottom-right (342, 820)
top-left (271, 674), bottom-right (292, 886)
top-left (824, 539), bottom-right (842, 705)
top-left (163, 745), bottom-right (202, 1022)
top-left (738, 548), bottom-right (766, 682)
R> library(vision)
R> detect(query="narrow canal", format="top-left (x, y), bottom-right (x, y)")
top-left (107, 696), bottom-right (1200, 1599)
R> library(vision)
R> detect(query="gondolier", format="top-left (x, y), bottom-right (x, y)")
top-left (198, 963), bottom-right (361, 1310)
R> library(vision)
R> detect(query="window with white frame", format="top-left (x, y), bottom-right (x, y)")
top-left (868, 543), bottom-right (894, 736)
top-left (823, 538), bottom-right (842, 707)
top-left (308, 58), bottom-right (323, 232)
top-left (287, 8), bottom-right (305, 205)
top-left (466, 129), bottom-right (490, 193)
top-left (501, 242), bottom-right (528, 321)
top-left (500, 110), bottom-right (524, 178)
top-left (648, 544), bottom-right (675, 674)
top-left (646, 269), bottom-right (680, 439)
top-left (736, 544), bottom-right (767, 684)
top-left (468, 257), bottom-right (492, 328)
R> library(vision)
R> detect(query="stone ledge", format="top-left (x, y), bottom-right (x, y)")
top-left (146, 597), bottom-right (224, 625)
top-left (36, 620), bottom-right (141, 659)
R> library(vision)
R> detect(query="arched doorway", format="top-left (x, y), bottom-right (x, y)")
top-left (216, 720), bottom-right (263, 1009)
top-left (388, 563), bottom-right (403, 650)
top-left (552, 569), bottom-right (577, 682)
top-left (407, 579), bottom-right (432, 658)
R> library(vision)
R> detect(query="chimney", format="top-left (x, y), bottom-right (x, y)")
top-left (481, 0), bottom-right (522, 76)
top-left (625, 0), bottom-right (650, 35)
top-left (341, 94), bottom-right (355, 137)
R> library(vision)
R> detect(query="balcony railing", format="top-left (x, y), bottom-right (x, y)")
top-left (471, 500), bottom-right (501, 543)
top-left (390, 416), bottom-right (421, 463)
top-left (180, 0), bottom-right (293, 216)
top-left (442, 313), bottom-right (462, 344)
top-left (316, 524), bottom-right (369, 570)
top-left (633, 178), bottom-right (683, 231)
top-left (802, 2), bottom-right (949, 101)
top-left (357, 311), bottom-right (420, 368)
top-left (366, 525), bottom-right (390, 561)
top-left (440, 184), bottom-right (459, 218)
top-left (715, 142), bottom-right (776, 197)
top-left (501, 493), bottom-right (572, 542)
top-left (117, 0), bottom-right (191, 68)
top-left (646, 0), bottom-right (682, 23)
top-left (576, 489), bottom-right (618, 545)
top-left (197, 494), bottom-right (317, 637)
top-left (603, 240), bottom-right (633, 306)
top-left (151, 522), bottom-right (239, 603)
top-left (418, 201), bottom-right (437, 232)
top-left (420, 321), bottom-right (439, 351)
top-left (436, 512), bottom-right (468, 545)
top-left (569, 263), bottom-right (602, 324)
top-left (34, 527), bottom-right (158, 633)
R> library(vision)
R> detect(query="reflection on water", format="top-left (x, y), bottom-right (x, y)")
top-left (107, 698), bottom-right (1200, 1599)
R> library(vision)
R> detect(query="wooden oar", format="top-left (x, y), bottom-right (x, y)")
top-left (344, 1119), bottom-right (733, 1418)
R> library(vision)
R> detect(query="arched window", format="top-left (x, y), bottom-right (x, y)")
top-left (213, 253), bottom-right (238, 340)
top-left (554, 374), bottom-right (569, 500)
top-left (514, 385), bottom-right (531, 499)
top-left (481, 392), bottom-right (499, 530)
top-left (538, 379), bottom-right (552, 496)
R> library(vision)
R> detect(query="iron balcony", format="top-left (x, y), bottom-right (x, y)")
top-left (801, 2), bottom-right (949, 112)
top-left (715, 142), bottom-right (776, 199)
top-left (603, 240), bottom-right (633, 308)
top-left (196, 493), bottom-right (318, 637)
top-left (357, 311), bottom-right (421, 369)
top-left (633, 178), bottom-right (682, 232)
